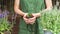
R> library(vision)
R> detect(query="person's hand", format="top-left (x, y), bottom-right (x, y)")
top-left (23, 13), bottom-right (36, 24)
top-left (28, 13), bottom-right (41, 24)
top-left (28, 16), bottom-right (36, 24)
top-left (23, 13), bottom-right (30, 24)
top-left (23, 13), bottom-right (41, 24)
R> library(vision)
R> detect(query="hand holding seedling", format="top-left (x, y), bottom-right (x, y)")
top-left (23, 13), bottom-right (36, 24)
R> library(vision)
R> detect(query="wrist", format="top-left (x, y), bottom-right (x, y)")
top-left (33, 13), bottom-right (41, 18)
top-left (21, 13), bottom-right (28, 17)
top-left (20, 12), bottom-right (25, 17)
top-left (36, 13), bottom-right (41, 17)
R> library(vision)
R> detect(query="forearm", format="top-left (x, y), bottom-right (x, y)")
top-left (36, 7), bottom-right (52, 17)
top-left (45, 0), bottom-right (52, 9)
top-left (14, 0), bottom-right (25, 16)
top-left (14, 8), bottom-right (25, 16)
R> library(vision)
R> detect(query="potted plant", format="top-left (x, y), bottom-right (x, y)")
top-left (40, 7), bottom-right (60, 34)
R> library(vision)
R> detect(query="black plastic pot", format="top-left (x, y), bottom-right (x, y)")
top-left (44, 30), bottom-right (53, 34)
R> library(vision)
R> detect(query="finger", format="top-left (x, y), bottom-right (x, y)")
top-left (30, 19), bottom-right (36, 22)
top-left (28, 19), bottom-right (36, 23)
top-left (23, 17), bottom-right (29, 23)
top-left (25, 20), bottom-right (33, 24)
top-left (29, 21), bottom-right (35, 24)
top-left (23, 19), bottom-right (30, 24)
top-left (30, 22), bottom-right (35, 24)
top-left (23, 15), bottom-right (29, 21)
top-left (29, 17), bottom-right (36, 22)
top-left (25, 19), bottom-right (36, 24)
top-left (23, 17), bottom-right (28, 21)
top-left (25, 21), bottom-right (30, 24)
top-left (23, 18), bottom-right (31, 24)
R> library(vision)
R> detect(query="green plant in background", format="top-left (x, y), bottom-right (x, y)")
top-left (0, 16), bottom-right (14, 34)
top-left (40, 7), bottom-right (60, 34)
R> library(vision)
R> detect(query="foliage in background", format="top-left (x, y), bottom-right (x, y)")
top-left (40, 7), bottom-right (60, 34)
top-left (0, 15), bottom-right (14, 34)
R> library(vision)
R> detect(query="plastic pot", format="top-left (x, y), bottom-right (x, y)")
top-left (44, 30), bottom-right (53, 34)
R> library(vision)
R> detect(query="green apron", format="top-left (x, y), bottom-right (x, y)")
top-left (19, 0), bottom-right (45, 34)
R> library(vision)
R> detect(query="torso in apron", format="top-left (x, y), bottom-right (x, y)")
top-left (19, 0), bottom-right (45, 34)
